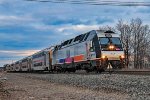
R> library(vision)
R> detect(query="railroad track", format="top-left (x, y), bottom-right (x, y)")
top-left (8, 70), bottom-right (150, 75)
top-left (111, 70), bottom-right (150, 75)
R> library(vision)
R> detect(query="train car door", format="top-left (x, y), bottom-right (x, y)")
top-left (89, 35), bottom-right (101, 59)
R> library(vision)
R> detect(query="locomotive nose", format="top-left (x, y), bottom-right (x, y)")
top-left (101, 51), bottom-right (124, 60)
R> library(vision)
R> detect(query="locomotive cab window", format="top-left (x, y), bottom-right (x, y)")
top-left (111, 38), bottom-right (121, 44)
top-left (99, 37), bottom-right (123, 51)
top-left (100, 38), bottom-right (109, 45)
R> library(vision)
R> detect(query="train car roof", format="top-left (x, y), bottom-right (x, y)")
top-left (32, 50), bottom-right (45, 56)
top-left (14, 55), bottom-right (32, 63)
top-left (3, 64), bottom-right (9, 67)
top-left (10, 63), bottom-right (15, 65)
top-left (32, 46), bottom-right (54, 56)
top-left (15, 61), bottom-right (20, 64)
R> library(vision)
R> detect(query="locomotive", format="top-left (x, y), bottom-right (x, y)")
top-left (5, 30), bottom-right (125, 73)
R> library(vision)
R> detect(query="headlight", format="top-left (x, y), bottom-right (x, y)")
top-left (101, 55), bottom-right (107, 59)
top-left (109, 45), bottom-right (115, 49)
top-left (120, 55), bottom-right (125, 59)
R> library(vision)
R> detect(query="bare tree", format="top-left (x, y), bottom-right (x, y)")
top-left (116, 18), bottom-right (150, 69)
top-left (116, 20), bottom-right (132, 68)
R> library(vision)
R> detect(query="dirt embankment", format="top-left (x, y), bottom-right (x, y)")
top-left (0, 82), bottom-right (10, 99)
top-left (2, 72), bottom-right (150, 100)
top-left (0, 72), bottom-right (10, 100)
top-left (0, 72), bottom-right (129, 100)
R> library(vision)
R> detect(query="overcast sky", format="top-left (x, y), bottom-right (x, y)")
top-left (0, 0), bottom-right (150, 66)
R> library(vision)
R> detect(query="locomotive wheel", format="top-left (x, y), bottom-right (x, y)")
top-left (56, 66), bottom-right (62, 73)
top-left (96, 68), bottom-right (105, 73)
top-left (86, 69), bottom-right (92, 73)
top-left (67, 68), bottom-right (76, 73)
top-left (72, 68), bottom-right (76, 72)
top-left (62, 68), bottom-right (66, 73)
top-left (86, 69), bottom-right (89, 73)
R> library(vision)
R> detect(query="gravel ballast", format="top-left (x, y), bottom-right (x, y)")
top-left (15, 73), bottom-right (150, 100)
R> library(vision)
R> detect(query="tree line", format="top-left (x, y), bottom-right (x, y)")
top-left (100, 18), bottom-right (150, 69)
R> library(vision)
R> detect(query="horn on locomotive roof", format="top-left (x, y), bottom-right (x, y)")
top-left (104, 30), bottom-right (115, 33)
top-left (96, 30), bottom-right (115, 33)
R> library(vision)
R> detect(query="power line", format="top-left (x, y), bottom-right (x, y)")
top-left (24, 0), bottom-right (150, 6)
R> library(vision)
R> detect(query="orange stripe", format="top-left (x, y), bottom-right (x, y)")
top-left (74, 60), bottom-right (86, 63)
top-left (74, 55), bottom-right (84, 62)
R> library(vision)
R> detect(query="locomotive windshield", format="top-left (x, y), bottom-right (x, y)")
top-left (100, 37), bottom-right (121, 45)
top-left (99, 37), bottom-right (123, 51)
